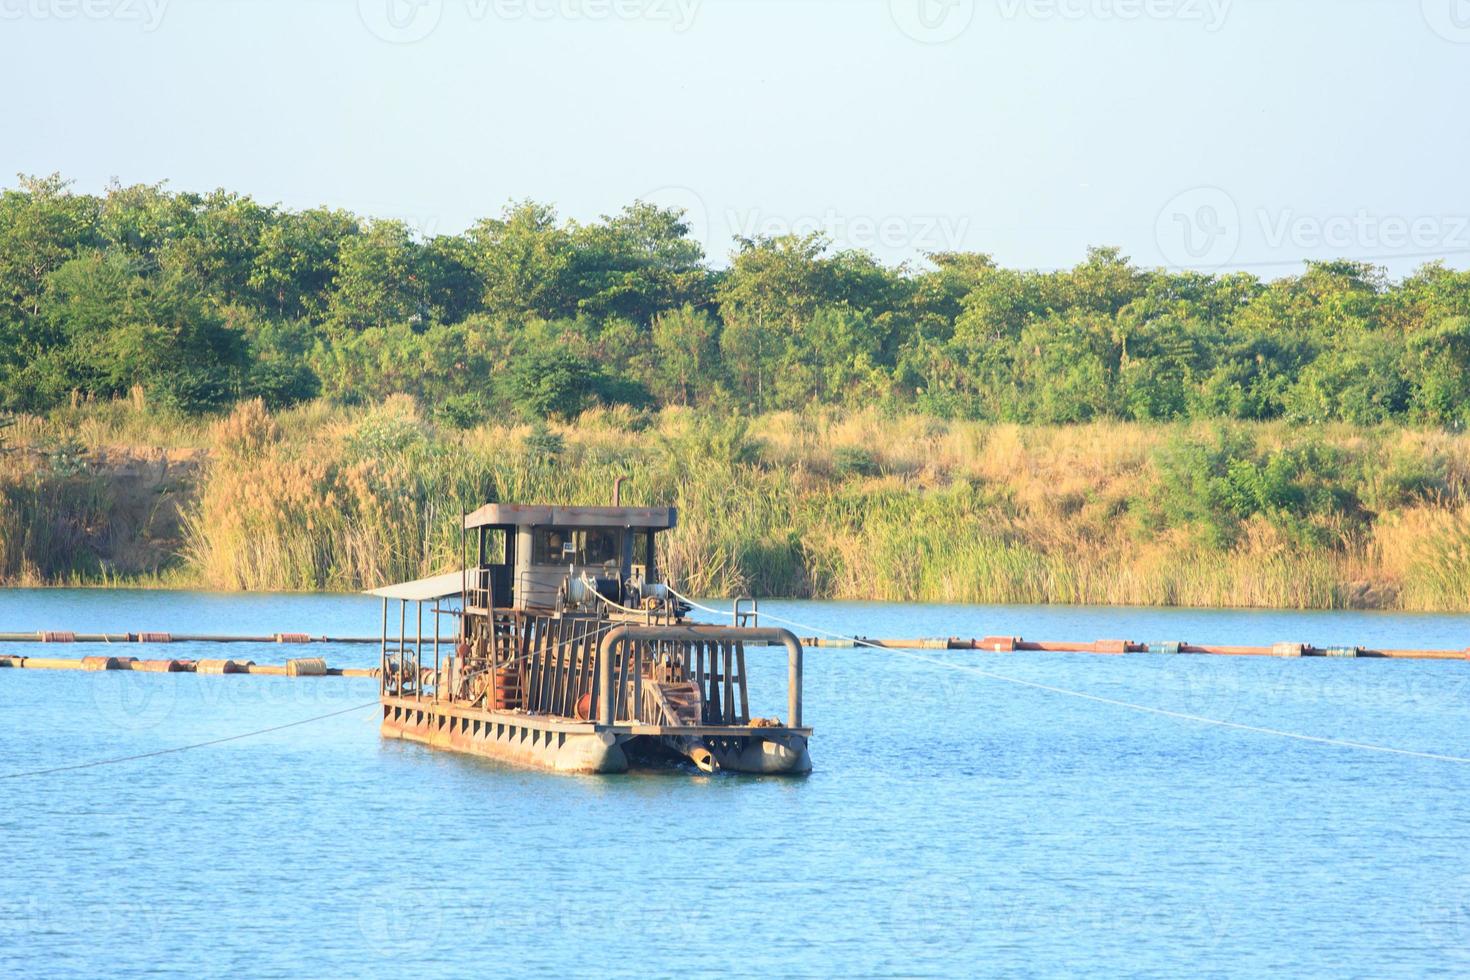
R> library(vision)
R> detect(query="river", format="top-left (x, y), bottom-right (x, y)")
top-left (4, 589), bottom-right (1470, 977)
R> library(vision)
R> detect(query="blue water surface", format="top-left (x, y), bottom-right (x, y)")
top-left (3, 590), bottom-right (1470, 978)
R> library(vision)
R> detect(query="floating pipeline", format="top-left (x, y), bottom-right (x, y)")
top-left (0, 655), bottom-right (377, 677)
top-left (0, 632), bottom-right (385, 645)
top-left (799, 636), bottom-right (1470, 661)
top-left (3, 635), bottom-right (1470, 670)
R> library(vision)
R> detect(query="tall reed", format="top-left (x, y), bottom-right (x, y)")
top-left (12, 397), bottom-right (1470, 610)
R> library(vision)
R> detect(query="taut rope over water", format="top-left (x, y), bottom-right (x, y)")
top-left (0, 702), bottom-right (380, 780)
top-left (665, 589), bottom-right (1470, 766)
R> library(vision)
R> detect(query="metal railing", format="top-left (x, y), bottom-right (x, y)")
top-left (596, 625), bottom-right (802, 730)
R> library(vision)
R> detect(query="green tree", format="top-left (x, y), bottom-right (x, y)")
top-left (570, 202), bottom-right (710, 324)
top-left (0, 174), bottom-right (99, 323)
top-left (31, 250), bottom-right (246, 412)
top-left (717, 234), bottom-right (831, 411)
top-left (651, 304), bottom-right (720, 406)
top-left (248, 207), bottom-right (359, 319)
top-left (324, 220), bottom-right (423, 334)
top-left (1404, 316), bottom-right (1470, 426)
top-left (469, 201), bottom-right (577, 322)
top-left (501, 346), bottom-right (601, 421)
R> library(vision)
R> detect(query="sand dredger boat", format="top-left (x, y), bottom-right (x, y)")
top-left (367, 499), bottom-right (811, 775)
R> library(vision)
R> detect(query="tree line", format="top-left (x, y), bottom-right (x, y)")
top-left (4, 173), bottom-right (1470, 426)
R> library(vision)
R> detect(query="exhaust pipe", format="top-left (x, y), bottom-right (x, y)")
top-left (612, 476), bottom-right (627, 507)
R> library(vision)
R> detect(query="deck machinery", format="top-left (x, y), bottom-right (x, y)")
top-left (369, 503), bottom-right (812, 775)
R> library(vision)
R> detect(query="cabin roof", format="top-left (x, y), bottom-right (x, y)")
top-left (365, 570), bottom-right (471, 602)
top-left (463, 504), bottom-right (677, 531)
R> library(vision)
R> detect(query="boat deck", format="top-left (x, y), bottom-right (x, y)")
top-left (381, 695), bottom-right (812, 739)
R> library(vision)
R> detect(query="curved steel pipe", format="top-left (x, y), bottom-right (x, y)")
top-left (597, 625), bottom-right (803, 729)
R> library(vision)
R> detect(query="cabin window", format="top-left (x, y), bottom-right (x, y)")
top-left (478, 529), bottom-right (508, 566)
top-left (533, 528), bottom-right (624, 567)
top-left (632, 531), bottom-right (656, 578)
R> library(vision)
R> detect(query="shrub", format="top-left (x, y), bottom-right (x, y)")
top-left (1147, 429), bottom-right (1361, 549)
top-left (501, 348), bottom-right (601, 421)
top-left (433, 392), bottom-right (487, 430)
top-left (832, 445), bottom-right (880, 478)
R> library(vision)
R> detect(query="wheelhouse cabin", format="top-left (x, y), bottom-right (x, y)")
top-left (462, 503), bottom-right (681, 616)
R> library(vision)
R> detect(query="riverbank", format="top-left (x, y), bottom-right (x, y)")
top-left (5, 397), bottom-right (1470, 610)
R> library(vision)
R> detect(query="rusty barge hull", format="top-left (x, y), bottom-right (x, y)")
top-left (369, 501), bottom-right (814, 777)
top-left (380, 697), bottom-right (812, 775)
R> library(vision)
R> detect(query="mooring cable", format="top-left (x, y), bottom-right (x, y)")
top-left (12, 596), bottom-right (1470, 776)
top-left (665, 588), bottom-right (1470, 766)
top-left (10, 617), bottom-right (625, 780)
top-left (0, 701), bottom-right (380, 780)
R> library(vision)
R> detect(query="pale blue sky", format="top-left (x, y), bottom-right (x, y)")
top-left (3, 0), bottom-right (1467, 275)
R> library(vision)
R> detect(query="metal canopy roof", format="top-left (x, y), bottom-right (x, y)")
top-left (365, 570), bottom-right (471, 602)
top-left (463, 504), bottom-right (677, 531)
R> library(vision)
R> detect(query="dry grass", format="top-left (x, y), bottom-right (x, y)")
top-left (10, 397), bottom-right (1470, 609)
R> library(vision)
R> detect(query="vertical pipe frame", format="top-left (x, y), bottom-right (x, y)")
top-left (786, 634), bottom-right (803, 730)
top-left (631, 640), bottom-right (642, 723)
top-left (398, 599), bottom-right (406, 698)
top-left (598, 631), bottom-right (617, 725)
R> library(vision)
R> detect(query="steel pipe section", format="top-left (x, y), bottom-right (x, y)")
top-left (596, 625), bottom-right (804, 729)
